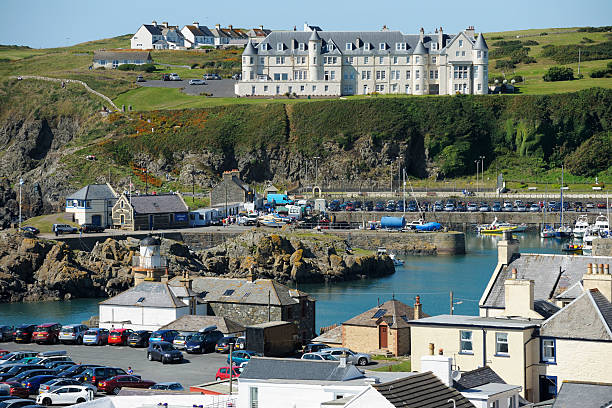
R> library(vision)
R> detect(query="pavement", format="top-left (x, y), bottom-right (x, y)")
top-left (137, 78), bottom-right (237, 97)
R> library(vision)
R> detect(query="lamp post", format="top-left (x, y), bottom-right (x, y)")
top-left (474, 160), bottom-right (479, 194)
top-left (479, 155), bottom-right (485, 193)
top-left (313, 156), bottom-right (320, 186)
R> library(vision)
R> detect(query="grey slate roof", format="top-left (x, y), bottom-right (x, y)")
top-left (142, 24), bottom-right (163, 35)
top-left (408, 315), bottom-right (541, 330)
top-left (481, 253), bottom-right (609, 309)
top-left (533, 300), bottom-right (561, 319)
top-left (159, 315), bottom-right (244, 334)
top-left (240, 357), bottom-right (364, 382)
top-left (312, 325), bottom-right (342, 345)
top-left (184, 25), bottom-right (214, 37)
top-left (552, 381), bottom-right (612, 408)
top-left (129, 194), bottom-right (188, 215)
top-left (413, 40), bottom-right (428, 54)
top-left (67, 184), bottom-right (116, 200)
top-left (309, 30), bottom-right (322, 42)
top-left (474, 33), bottom-right (489, 50)
top-left (93, 50), bottom-right (152, 61)
top-left (372, 371), bottom-right (475, 408)
top-left (243, 40), bottom-right (257, 56)
top-left (100, 282), bottom-right (186, 308)
top-left (540, 289), bottom-right (612, 341)
top-left (554, 281), bottom-right (584, 300)
top-left (175, 277), bottom-right (309, 306)
top-left (343, 299), bottom-right (429, 329)
top-left (453, 366), bottom-right (506, 391)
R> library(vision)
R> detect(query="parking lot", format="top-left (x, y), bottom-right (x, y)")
top-left (2, 342), bottom-right (228, 389)
top-left (138, 78), bottom-right (236, 97)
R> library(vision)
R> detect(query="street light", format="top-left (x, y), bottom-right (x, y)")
top-left (474, 160), bottom-right (479, 194)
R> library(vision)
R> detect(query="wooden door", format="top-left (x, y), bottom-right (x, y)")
top-left (379, 325), bottom-right (388, 349)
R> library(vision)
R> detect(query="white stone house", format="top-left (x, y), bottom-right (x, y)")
top-left (181, 22), bottom-right (215, 48)
top-left (131, 21), bottom-right (185, 50)
top-left (65, 183), bottom-right (117, 227)
top-left (235, 25), bottom-right (489, 97)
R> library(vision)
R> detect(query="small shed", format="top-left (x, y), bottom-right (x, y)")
top-left (246, 321), bottom-right (298, 357)
top-left (264, 185), bottom-right (279, 196)
top-left (160, 315), bottom-right (244, 336)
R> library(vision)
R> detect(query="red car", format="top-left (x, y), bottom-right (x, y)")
top-left (108, 329), bottom-right (133, 346)
top-left (0, 350), bottom-right (9, 357)
top-left (0, 381), bottom-right (30, 398)
top-left (32, 323), bottom-right (62, 344)
top-left (98, 375), bottom-right (156, 395)
top-left (215, 366), bottom-right (242, 381)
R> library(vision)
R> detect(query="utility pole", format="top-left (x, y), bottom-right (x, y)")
top-left (313, 156), bottom-right (320, 186)
top-left (191, 164), bottom-right (195, 203)
top-left (480, 156), bottom-right (485, 193)
top-left (18, 177), bottom-right (23, 230)
top-left (403, 168), bottom-right (406, 216)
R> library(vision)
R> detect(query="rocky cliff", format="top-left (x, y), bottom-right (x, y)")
top-left (0, 230), bottom-right (394, 302)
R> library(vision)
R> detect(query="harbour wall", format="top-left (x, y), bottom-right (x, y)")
top-left (593, 239), bottom-right (612, 257)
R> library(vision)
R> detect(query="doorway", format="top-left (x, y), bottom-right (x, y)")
top-left (539, 375), bottom-right (557, 401)
top-left (379, 325), bottom-right (388, 349)
top-left (91, 214), bottom-right (101, 226)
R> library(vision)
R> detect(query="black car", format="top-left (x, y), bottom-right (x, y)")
top-left (147, 342), bottom-right (183, 364)
top-left (0, 326), bottom-right (14, 342)
top-left (19, 226), bottom-right (39, 235)
top-left (6, 369), bottom-right (56, 383)
top-left (303, 343), bottom-right (329, 354)
top-left (185, 329), bottom-right (224, 354)
top-left (13, 324), bottom-right (36, 343)
top-left (374, 202), bottom-right (385, 212)
top-left (80, 224), bottom-right (105, 233)
top-left (78, 366), bottom-right (126, 387)
top-left (56, 364), bottom-right (101, 379)
top-left (215, 336), bottom-right (237, 353)
top-left (127, 330), bottom-right (151, 348)
top-left (363, 201), bottom-right (374, 212)
top-left (0, 365), bottom-right (45, 382)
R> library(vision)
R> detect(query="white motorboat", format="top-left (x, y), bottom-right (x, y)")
top-left (592, 214), bottom-right (610, 235)
top-left (389, 253), bottom-right (404, 267)
top-left (540, 225), bottom-right (556, 238)
top-left (572, 215), bottom-right (589, 238)
top-left (258, 214), bottom-right (287, 228)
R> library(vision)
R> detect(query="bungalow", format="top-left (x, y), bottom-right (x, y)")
top-left (92, 50), bottom-right (153, 69)
top-left (65, 183), bottom-right (117, 227)
top-left (111, 193), bottom-right (189, 230)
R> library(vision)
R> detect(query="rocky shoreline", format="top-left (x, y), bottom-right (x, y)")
top-left (0, 230), bottom-right (394, 303)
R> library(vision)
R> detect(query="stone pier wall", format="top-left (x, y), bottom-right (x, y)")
top-left (331, 230), bottom-right (465, 255)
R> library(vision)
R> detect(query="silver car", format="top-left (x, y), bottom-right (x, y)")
top-left (301, 352), bottom-right (338, 361)
top-left (320, 347), bottom-right (371, 366)
top-left (189, 79), bottom-right (206, 85)
top-left (59, 324), bottom-right (88, 345)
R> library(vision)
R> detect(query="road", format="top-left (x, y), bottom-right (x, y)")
top-left (137, 79), bottom-right (236, 97)
top-left (39, 224), bottom-right (250, 240)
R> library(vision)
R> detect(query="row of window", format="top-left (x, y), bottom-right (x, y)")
top-left (66, 199), bottom-right (92, 209)
top-left (264, 41), bottom-right (436, 53)
top-left (252, 68), bottom-right (476, 83)
top-left (249, 55), bottom-right (440, 66)
top-left (460, 331), bottom-right (557, 363)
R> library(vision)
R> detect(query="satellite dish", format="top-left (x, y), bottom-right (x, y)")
top-left (451, 370), bottom-right (462, 382)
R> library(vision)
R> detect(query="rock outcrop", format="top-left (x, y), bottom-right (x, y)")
top-left (0, 229), bottom-right (394, 302)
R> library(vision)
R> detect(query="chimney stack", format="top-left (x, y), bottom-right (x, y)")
top-left (588, 263), bottom-right (593, 275)
top-left (216, 24), bottom-right (221, 30)
top-left (512, 268), bottom-right (518, 279)
top-left (228, 24), bottom-right (233, 30)
top-left (193, 22), bottom-right (199, 28)
top-left (421, 355), bottom-right (453, 387)
top-left (152, 21), bottom-right (158, 27)
top-left (600, 264), bottom-right (605, 274)
top-left (419, 27), bottom-right (425, 42)
top-left (583, 264), bottom-right (612, 302)
top-left (502, 275), bottom-right (541, 318)
top-left (438, 26), bottom-right (444, 48)
top-left (466, 26), bottom-right (475, 38)
top-left (162, 22), bottom-right (169, 28)
top-left (428, 343), bottom-right (435, 356)
top-left (498, 231), bottom-right (519, 265)
top-left (259, 25), bottom-right (264, 30)
top-left (605, 264), bottom-right (610, 275)
top-left (414, 296), bottom-right (422, 320)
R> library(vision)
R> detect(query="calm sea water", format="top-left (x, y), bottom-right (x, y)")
top-left (0, 233), bottom-right (562, 329)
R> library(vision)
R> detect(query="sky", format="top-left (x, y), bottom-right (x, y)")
top-left (1, 0), bottom-right (611, 48)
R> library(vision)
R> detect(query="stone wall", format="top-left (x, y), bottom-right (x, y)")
top-left (593, 238), bottom-right (612, 256)
top-left (332, 230), bottom-right (465, 255)
top-left (208, 302), bottom-right (282, 327)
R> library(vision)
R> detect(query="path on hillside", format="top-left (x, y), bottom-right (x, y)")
top-left (11, 75), bottom-right (119, 111)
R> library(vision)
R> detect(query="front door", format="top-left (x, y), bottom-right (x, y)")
top-left (91, 215), bottom-right (101, 226)
top-left (539, 375), bottom-right (557, 401)
top-left (379, 325), bottom-right (388, 349)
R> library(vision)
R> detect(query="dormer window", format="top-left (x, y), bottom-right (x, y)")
top-left (364, 43), bottom-right (371, 51)
top-left (395, 43), bottom-right (406, 51)
top-left (299, 43), bottom-right (305, 51)
top-left (459, 39), bottom-right (464, 47)
top-left (346, 43), bottom-right (352, 51)
top-left (328, 44), bottom-right (334, 51)
top-left (431, 43), bottom-right (437, 50)
top-left (260, 43), bottom-right (267, 51)
top-left (277, 43), bottom-right (283, 51)
top-left (379, 43), bottom-right (386, 50)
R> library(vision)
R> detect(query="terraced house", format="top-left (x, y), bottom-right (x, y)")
top-left (235, 25), bottom-right (488, 97)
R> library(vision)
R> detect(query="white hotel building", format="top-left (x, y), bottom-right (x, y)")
top-left (235, 26), bottom-right (488, 97)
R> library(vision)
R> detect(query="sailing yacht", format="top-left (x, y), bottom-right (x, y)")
top-left (572, 215), bottom-right (590, 238)
top-left (555, 166), bottom-right (572, 238)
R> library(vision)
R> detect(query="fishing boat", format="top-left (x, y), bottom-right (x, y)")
top-left (376, 247), bottom-right (404, 266)
top-left (258, 214), bottom-right (287, 228)
top-left (572, 215), bottom-right (590, 238)
top-left (477, 217), bottom-right (527, 234)
top-left (561, 241), bottom-right (583, 254)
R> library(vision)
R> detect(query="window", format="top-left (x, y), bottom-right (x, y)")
top-left (375, 84), bottom-right (385, 92)
top-left (484, 51), bottom-right (487, 58)
top-left (495, 332), bottom-right (509, 355)
top-left (430, 70), bottom-right (434, 80)
top-left (391, 70), bottom-right (400, 80)
top-left (346, 57), bottom-right (354, 64)
top-left (396, 43), bottom-right (406, 50)
top-left (415, 69), bottom-right (420, 79)
top-left (477, 50), bottom-right (482, 58)
top-left (376, 70), bottom-right (386, 80)
top-left (277, 43), bottom-right (283, 51)
top-left (431, 43), bottom-right (437, 50)
top-left (459, 39), bottom-right (463, 47)
top-left (407, 56), bottom-right (410, 63)
top-left (324, 85), bottom-right (328, 91)
top-left (312, 43), bottom-right (317, 51)
top-left (507, 396), bottom-right (516, 408)
top-left (243, 57), bottom-right (247, 64)
top-left (346, 43), bottom-right (352, 51)
top-left (273, 73), bottom-right (280, 81)
top-left (313, 57), bottom-right (316, 64)
top-left (312, 85), bottom-right (316, 91)
top-left (300, 85), bottom-right (305, 91)
top-left (223, 289), bottom-right (235, 296)
top-left (391, 84), bottom-right (397, 92)
top-left (275, 86), bottom-right (280, 94)
top-left (541, 338), bottom-right (556, 363)
top-left (435, 70), bottom-right (439, 79)
top-left (432, 56), bottom-right (437, 63)
top-left (415, 56), bottom-right (419, 64)
top-left (328, 44), bottom-right (334, 51)
top-left (281, 73), bottom-right (288, 80)
top-left (379, 43), bottom-right (386, 50)
top-left (260, 57), bottom-right (265, 65)
top-left (462, 51), bottom-right (466, 56)
top-left (415, 84), bottom-right (419, 91)
top-left (405, 84), bottom-right (410, 93)
top-left (393, 56), bottom-right (398, 64)
top-left (460, 331), bottom-right (473, 353)
top-left (379, 56), bottom-right (384, 64)
top-left (489, 401), bottom-right (500, 408)
top-left (406, 70), bottom-right (411, 79)
top-left (361, 70), bottom-right (371, 80)
top-left (275, 56), bottom-right (285, 64)
top-left (364, 56), bottom-right (369, 64)
top-left (249, 387), bottom-right (258, 408)
top-left (299, 43), bottom-right (305, 51)
top-left (474, 66), bottom-right (479, 78)
top-left (478, 83), bottom-right (482, 91)
top-left (455, 51), bottom-right (459, 57)
top-left (330, 71), bottom-right (335, 80)
top-left (263, 85), bottom-right (268, 92)
top-left (364, 43), bottom-right (370, 51)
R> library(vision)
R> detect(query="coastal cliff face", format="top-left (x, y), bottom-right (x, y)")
top-left (0, 230), bottom-right (394, 303)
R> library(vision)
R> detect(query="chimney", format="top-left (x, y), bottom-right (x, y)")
top-left (152, 21), bottom-right (158, 27)
top-left (428, 343), bottom-right (435, 356)
top-left (502, 274), bottom-right (541, 318)
top-left (193, 22), bottom-right (200, 28)
top-left (438, 26), bottom-right (444, 48)
top-left (259, 25), bottom-right (264, 31)
top-left (162, 22), bottom-right (169, 28)
top-left (228, 25), bottom-right (233, 30)
top-left (414, 296), bottom-right (422, 320)
top-left (498, 230), bottom-right (519, 265)
top-left (587, 263), bottom-right (593, 274)
top-left (180, 271), bottom-right (192, 290)
top-left (512, 268), bottom-right (518, 279)
top-left (421, 355), bottom-right (453, 387)
top-left (215, 24), bottom-right (221, 30)
top-left (419, 27), bottom-right (425, 42)
top-left (465, 26), bottom-right (475, 38)
top-left (339, 354), bottom-right (347, 368)
top-left (583, 263), bottom-right (612, 302)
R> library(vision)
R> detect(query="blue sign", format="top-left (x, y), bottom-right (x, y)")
top-left (174, 213), bottom-right (188, 222)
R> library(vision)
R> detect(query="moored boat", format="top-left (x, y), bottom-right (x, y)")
top-left (572, 215), bottom-right (589, 238)
top-left (540, 225), bottom-right (556, 238)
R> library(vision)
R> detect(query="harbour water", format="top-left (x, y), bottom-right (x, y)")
top-left (0, 233), bottom-right (561, 329)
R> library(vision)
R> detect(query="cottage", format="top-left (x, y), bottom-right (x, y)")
top-left (65, 183), bottom-right (117, 227)
top-left (181, 22), bottom-right (215, 48)
top-left (111, 193), bottom-right (189, 230)
top-left (131, 21), bottom-right (185, 49)
top-left (341, 298), bottom-right (428, 356)
top-left (210, 170), bottom-right (254, 207)
top-left (245, 25), bottom-right (272, 44)
top-left (92, 50), bottom-right (153, 69)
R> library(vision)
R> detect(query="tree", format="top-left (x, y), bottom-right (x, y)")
top-left (543, 66), bottom-right (574, 82)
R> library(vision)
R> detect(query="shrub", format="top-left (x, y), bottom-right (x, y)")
top-left (541, 40), bottom-right (612, 64)
top-left (565, 132), bottom-right (612, 176)
top-left (540, 32), bottom-right (548, 36)
top-left (190, 63), bottom-right (199, 69)
top-left (510, 75), bottom-right (523, 83)
top-left (580, 37), bottom-right (595, 44)
top-left (543, 66), bottom-right (574, 82)
top-left (522, 40), bottom-right (539, 46)
top-left (590, 68), bottom-right (612, 78)
top-left (136, 63), bottom-right (156, 73)
top-left (495, 60), bottom-right (515, 70)
top-left (95, 66), bottom-right (106, 70)
top-left (117, 64), bottom-right (137, 71)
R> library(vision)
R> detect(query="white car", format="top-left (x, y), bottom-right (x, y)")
top-left (189, 79), bottom-right (206, 85)
top-left (37, 385), bottom-right (94, 406)
top-left (169, 73), bottom-right (181, 81)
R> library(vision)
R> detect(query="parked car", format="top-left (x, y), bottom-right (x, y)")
top-left (161, 74), bottom-right (170, 81)
top-left (38, 378), bottom-right (96, 395)
top-left (171, 333), bottom-right (193, 350)
top-left (320, 347), bottom-right (371, 366)
top-left (149, 330), bottom-right (180, 345)
top-left (301, 352), bottom-right (338, 361)
top-left (59, 324), bottom-right (88, 345)
top-left (231, 73), bottom-right (241, 80)
top-left (147, 342), bottom-right (183, 364)
top-left (78, 367), bottom-right (126, 388)
top-left (149, 382), bottom-right (183, 391)
top-left (0, 366), bottom-right (45, 382)
top-left (502, 202), bottom-right (513, 212)
top-left (79, 224), bottom-right (105, 233)
top-left (302, 343), bottom-right (329, 354)
top-left (433, 201), bottom-right (443, 212)
top-left (185, 328), bottom-right (224, 354)
top-left (0, 328), bottom-right (13, 343)
top-left (83, 328), bottom-right (109, 346)
top-left (234, 337), bottom-right (246, 350)
top-left (98, 375), bottom-right (156, 395)
top-left (466, 203), bottom-right (478, 212)
top-left (374, 202), bottom-right (385, 212)
top-left (32, 324), bottom-right (61, 345)
top-left (55, 364), bottom-right (101, 379)
top-left (0, 352), bottom-right (38, 365)
top-left (168, 73), bottom-right (181, 81)
top-left (127, 331), bottom-right (151, 348)
top-left (215, 366), bottom-right (241, 381)
top-left (36, 385), bottom-right (94, 406)
top-left (586, 202), bottom-right (595, 209)
top-left (19, 227), bottom-right (39, 235)
top-left (6, 369), bottom-right (56, 384)
top-left (492, 202), bottom-right (502, 212)
top-left (22, 375), bottom-right (56, 394)
top-left (516, 203), bottom-right (527, 212)
top-left (203, 73), bottom-right (222, 80)
top-left (0, 382), bottom-right (28, 398)
top-left (108, 329), bottom-right (133, 346)
top-left (363, 201), bottom-right (374, 212)
top-left (52, 224), bottom-right (77, 235)
top-left (12, 326), bottom-right (36, 344)
top-left (529, 203), bottom-right (540, 212)
top-left (479, 203), bottom-right (491, 212)
top-left (43, 361), bottom-right (75, 370)
top-left (444, 203), bottom-right (455, 212)
top-left (0, 351), bottom-right (7, 358)
top-left (215, 336), bottom-right (237, 353)
top-left (227, 350), bottom-right (261, 366)
top-left (188, 79), bottom-right (206, 85)
top-left (136, 75), bottom-right (145, 82)
top-left (0, 398), bottom-right (35, 407)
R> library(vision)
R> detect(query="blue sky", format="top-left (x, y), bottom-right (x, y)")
top-left (1, 0), bottom-right (611, 48)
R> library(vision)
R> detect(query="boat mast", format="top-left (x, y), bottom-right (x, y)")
top-left (560, 165), bottom-right (564, 227)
